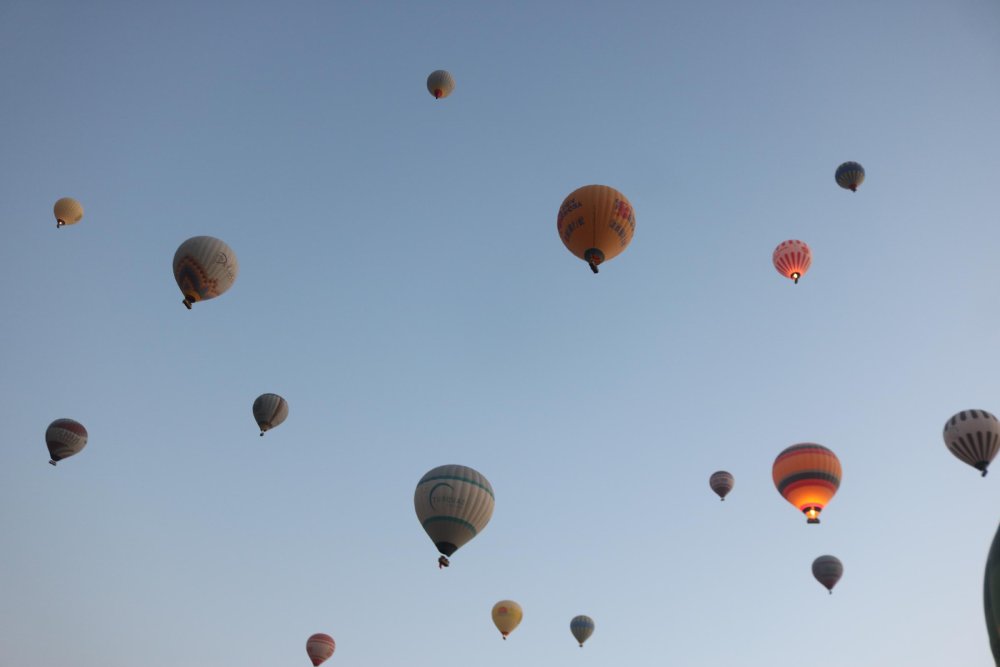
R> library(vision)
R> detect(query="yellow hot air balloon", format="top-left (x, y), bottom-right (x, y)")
top-left (172, 236), bottom-right (239, 309)
top-left (491, 600), bottom-right (523, 640)
top-left (557, 185), bottom-right (635, 273)
top-left (53, 197), bottom-right (83, 228)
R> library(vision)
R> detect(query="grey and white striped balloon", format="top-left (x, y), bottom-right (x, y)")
top-left (943, 409), bottom-right (1000, 477)
top-left (253, 393), bottom-right (289, 436)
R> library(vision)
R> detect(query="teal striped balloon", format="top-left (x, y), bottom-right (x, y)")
top-left (414, 464), bottom-right (494, 567)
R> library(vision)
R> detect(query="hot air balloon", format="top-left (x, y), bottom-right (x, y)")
top-left (557, 184), bottom-right (635, 273)
top-left (773, 240), bottom-right (812, 284)
top-left (53, 197), bottom-right (83, 228)
top-left (46, 418), bottom-right (87, 466)
top-left (570, 615), bottom-right (594, 647)
top-left (812, 555), bottom-right (843, 594)
top-left (943, 410), bottom-right (1000, 477)
top-left (984, 520), bottom-right (1000, 664)
top-left (835, 161), bottom-right (865, 192)
top-left (492, 600), bottom-right (523, 640)
top-left (253, 393), bottom-right (288, 436)
top-left (772, 443), bottom-right (841, 524)
top-left (172, 236), bottom-right (238, 309)
top-left (306, 633), bottom-right (335, 666)
top-left (414, 464), bottom-right (494, 568)
top-left (709, 471), bottom-right (734, 501)
top-left (427, 70), bottom-right (455, 99)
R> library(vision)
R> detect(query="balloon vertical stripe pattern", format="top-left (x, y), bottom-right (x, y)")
top-left (772, 443), bottom-right (841, 523)
top-left (570, 615), bottom-right (595, 647)
top-left (414, 465), bottom-right (494, 564)
top-left (253, 393), bottom-right (289, 435)
top-left (943, 410), bottom-right (1000, 476)
top-left (835, 161), bottom-right (865, 192)
top-left (45, 418), bottom-right (88, 465)
top-left (772, 240), bottom-right (812, 283)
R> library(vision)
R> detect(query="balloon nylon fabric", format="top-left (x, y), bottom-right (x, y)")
top-left (414, 464), bottom-right (494, 557)
top-left (985, 521), bottom-right (1000, 665)
top-left (943, 410), bottom-right (1000, 475)
top-left (172, 236), bottom-right (239, 305)
top-left (772, 443), bottom-right (841, 518)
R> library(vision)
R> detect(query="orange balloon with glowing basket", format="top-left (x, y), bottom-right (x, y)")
top-left (557, 185), bottom-right (635, 274)
top-left (772, 443), bottom-right (841, 524)
top-left (773, 240), bottom-right (811, 284)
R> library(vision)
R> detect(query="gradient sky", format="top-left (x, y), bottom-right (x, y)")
top-left (3, 1), bottom-right (1000, 665)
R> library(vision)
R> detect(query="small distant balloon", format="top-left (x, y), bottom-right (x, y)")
top-left (306, 633), bottom-right (335, 666)
top-left (414, 464), bottom-right (494, 568)
top-left (812, 555), bottom-right (843, 594)
top-left (772, 443), bottom-right (841, 524)
top-left (491, 600), bottom-right (523, 639)
top-left (172, 236), bottom-right (239, 309)
top-left (835, 161), bottom-right (865, 192)
top-left (570, 615), bottom-right (594, 647)
top-left (253, 393), bottom-right (288, 436)
top-left (709, 471), bottom-right (734, 501)
top-left (557, 184), bottom-right (635, 273)
top-left (773, 240), bottom-right (812, 284)
top-left (46, 418), bottom-right (88, 466)
top-left (53, 197), bottom-right (83, 228)
top-left (943, 410), bottom-right (1000, 477)
top-left (427, 70), bottom-right (455, 99)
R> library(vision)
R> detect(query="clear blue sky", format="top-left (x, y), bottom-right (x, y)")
top-left (3, 1), bottom-right (1000, 665)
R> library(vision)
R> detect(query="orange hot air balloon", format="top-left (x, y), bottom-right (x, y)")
top-left (773, 240), bottom-right (811, 284)
top-left (557, 185), bottom-right (635, 273)
top-left (306, 633), bottom-right (335, 666)
top-left (772, 443), bottom-right (841, 524)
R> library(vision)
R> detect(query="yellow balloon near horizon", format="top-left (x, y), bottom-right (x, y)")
top-left (491, 600), bottom-right (523, 639)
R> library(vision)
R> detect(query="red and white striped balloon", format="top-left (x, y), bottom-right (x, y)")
top-left (306, 633), bottom-right (335, 666)
top-left (772, 240), bottom-right (812, 284)
top-left (46, 418), bottom-right (88, 466)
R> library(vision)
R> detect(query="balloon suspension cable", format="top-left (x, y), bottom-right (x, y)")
top-left (983, 468), bottom-right (989, 478)
top-left (183, 298), bottom-right (192, 310)
top-left (49, 460), bottom-right (57, 466)
top-left (588, 262), bottom-right (599, 274)
top-left (438, 555), bottom-right (450, 568)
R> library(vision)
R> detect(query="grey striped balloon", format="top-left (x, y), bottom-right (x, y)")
top-left (943, 409), bottom-right (1000, 477)
top-left (253, 393), bottom-right (289, 436)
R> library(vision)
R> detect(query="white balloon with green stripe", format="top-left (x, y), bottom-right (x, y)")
top-left (414, 464), bottom-right (494, 568)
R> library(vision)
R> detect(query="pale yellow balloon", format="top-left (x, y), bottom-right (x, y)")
top-left (53, 197), bottom-right (83, 228)
top-left (426, 70), bottom-right (455, 99)
top-left (491, 600), bottom-right (523, 639)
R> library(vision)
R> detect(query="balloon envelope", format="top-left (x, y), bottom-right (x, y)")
top-left (46, 418), bottom-right (87, 465)
top-left (772, 443), bottom-right (841, 523)
top-left (426, 70), bottom-right (455, 99)
top-left (253, 393), bottom-right (289, 435)
top-left (943, 409), bottom-right (1000, 476)
top-left (557, 184), bottom-right (635, 273)
top-left (835, 161), bottom-right (865, 192)
top-left (773, 240), bottom-right (812, 284)
top-left (414, 464), bottom-right (494, 564)
top-left (306, 633), bottom-right (335, 666)
top-left (492, 600), bottom-right (523, 639)
top-left (812, 555), bottom-right (843, 593)
top-left (570, 615), bottom-right (595, 647)
top-left (984, 520), bottom-right (1000, 663)
top-left (709, 470), bottom-right (734, 500)
top-left (172, 236), bottom-right (239, 309)
top-left (53, 197), bottom-right (83, 227)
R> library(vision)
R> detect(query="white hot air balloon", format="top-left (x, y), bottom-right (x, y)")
top-left (253, 393), bottom-right (288, 436)
top-left (414, 464), bottom-right (494, 568)
top-left (426, 70), bottom-right (455, 99)
top-left (172, 236), bottom-right (239, 309)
